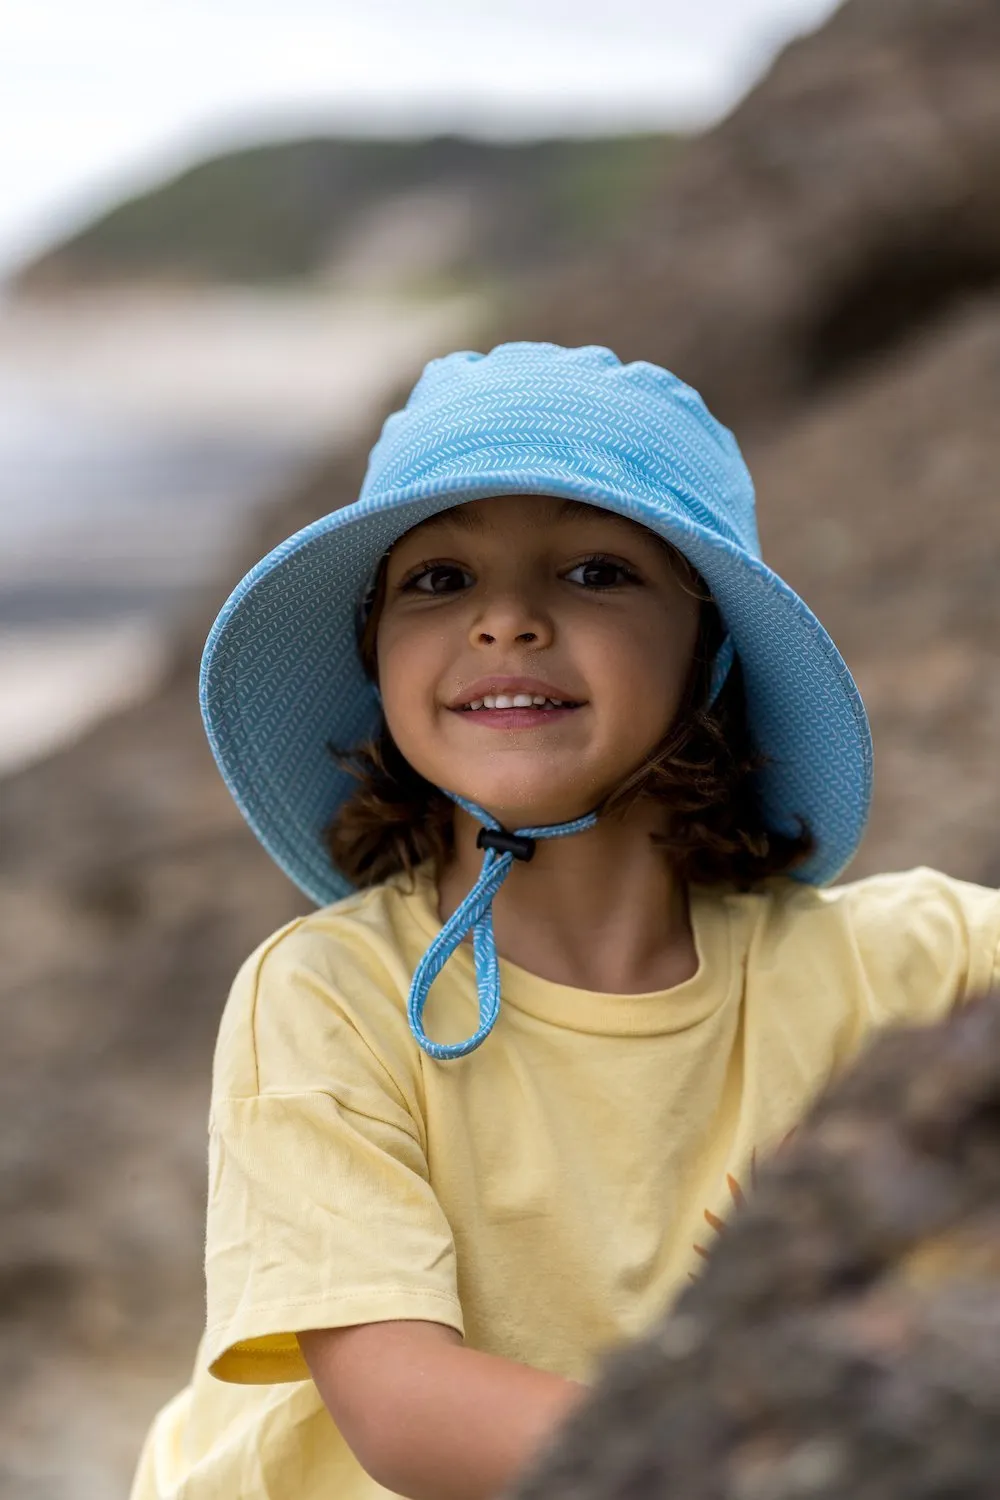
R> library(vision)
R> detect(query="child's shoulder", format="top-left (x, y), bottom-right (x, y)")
top-left (236, 865), bottom-right (430, 977)
top-left (212, 870), bottom-right (432, 1100)
top-left (771, 864), bottom-right (1000, 937)
top-left (761, 861), bottom-right (990, 905)
top-left (755, 865), bottom-right (1000, 1023)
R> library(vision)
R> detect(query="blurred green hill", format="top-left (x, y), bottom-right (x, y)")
top-left (12, 133), bottom-right (674, 294)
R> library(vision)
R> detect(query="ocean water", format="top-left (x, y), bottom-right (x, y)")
top-left (0, 290), bottom-right (475, 774)
top-left (0, 375), bottom-right (316, 775)
top-left (0, 374), bottom-right (305, 617)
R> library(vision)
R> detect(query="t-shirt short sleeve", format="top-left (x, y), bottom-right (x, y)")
top-left (204, 916), bottom-right (464, 1385)
top-left (835, 866), bottom-right (1000, 1027)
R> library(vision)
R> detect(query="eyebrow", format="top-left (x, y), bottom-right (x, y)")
top-left (416, 498), bottom-right (603, 533)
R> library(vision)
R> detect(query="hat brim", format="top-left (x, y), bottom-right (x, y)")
top-left (200, 455), bottom-right (872, 904)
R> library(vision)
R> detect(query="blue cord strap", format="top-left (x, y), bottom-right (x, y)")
top-left (406, 637), bottom-right (736, 1061)
top-left (707, 635), bottom-right (735, 708)
top-left (407, 794), bottom-right (598, 1060)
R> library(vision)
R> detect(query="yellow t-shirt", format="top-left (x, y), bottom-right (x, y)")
top-left (132, 863), bottom-right (1000, 1500)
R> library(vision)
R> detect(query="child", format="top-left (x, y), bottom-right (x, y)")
top-left (132, 342), bottom-right (1000, 1500)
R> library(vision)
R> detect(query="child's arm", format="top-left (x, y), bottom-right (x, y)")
top-left (298, 1319), bottom-right (587, 1500)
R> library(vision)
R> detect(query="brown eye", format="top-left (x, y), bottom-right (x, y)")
top-left (404, 564), bottom-right (474, 595)
top-left (565, 557), bottom-right (640, 589)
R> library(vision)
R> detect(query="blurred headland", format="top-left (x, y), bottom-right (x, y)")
top-left (9, 134), bottom-right (672, 297)
top-left (2, 0), bottom-right (1000, 1495)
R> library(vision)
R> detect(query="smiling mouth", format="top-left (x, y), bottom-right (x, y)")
top-left (456, 692), bottom-right (584, 713)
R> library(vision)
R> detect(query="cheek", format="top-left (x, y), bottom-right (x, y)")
top-left (588, 603), bottom-right (698, 733)
top-left (375, 616), bottom-right (444, 746)
top-left (598, 657), bottom-right (674, 754)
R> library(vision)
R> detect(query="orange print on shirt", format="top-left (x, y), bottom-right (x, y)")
top-left (692, 1131), bottom-right (796, 1271)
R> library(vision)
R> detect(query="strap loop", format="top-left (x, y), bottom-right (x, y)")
top-left (407, 792), bottom-right (598, 1060)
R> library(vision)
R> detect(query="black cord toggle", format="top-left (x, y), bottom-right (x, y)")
top-left (476, 826), bottom-right (536, 862)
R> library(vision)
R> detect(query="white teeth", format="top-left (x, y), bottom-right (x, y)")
top-left (461, 692), bottom-right (577, 711)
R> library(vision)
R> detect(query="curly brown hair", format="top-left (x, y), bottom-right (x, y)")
top-left (324, 546), bottom-right (813, 891)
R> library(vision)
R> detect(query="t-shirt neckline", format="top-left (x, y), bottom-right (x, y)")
top-left (394, 863), bottom-right (740, 1036)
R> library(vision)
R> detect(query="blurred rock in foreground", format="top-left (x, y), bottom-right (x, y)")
top-left (512, 990), bottom-right (1000, 1500)
top-left (2, 0), bottom-right (1000, 1494)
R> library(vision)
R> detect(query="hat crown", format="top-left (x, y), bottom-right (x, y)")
top-left (360, 342), bottom-right (761, 558)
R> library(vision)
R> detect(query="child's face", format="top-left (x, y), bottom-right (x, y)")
top-left (376, 495), bottom-right (702, 828)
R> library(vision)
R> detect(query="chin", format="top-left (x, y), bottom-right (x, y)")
top-left (450, 772), bottom-right (599, 831)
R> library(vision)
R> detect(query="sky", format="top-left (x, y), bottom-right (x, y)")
top-left (1, 0), bottom-right (841, 275)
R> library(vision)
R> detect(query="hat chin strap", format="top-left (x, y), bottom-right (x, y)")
top-left (407, 792), bottom-right (598, 1059)
top-left (405, 635), bottom-right (734, 1059)
top-left (707, 635), bottom-right (735, 708)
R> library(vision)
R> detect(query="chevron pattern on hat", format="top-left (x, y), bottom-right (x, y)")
top-left (201, 342), bottom-right (872, 909)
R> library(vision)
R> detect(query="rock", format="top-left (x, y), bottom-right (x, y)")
top-left (511, 990), bottom-right (1000, 1500)
top-left (514, 0), bottom-right (1000, 426)
top-left (745, 293), bottom-right (1000, 885)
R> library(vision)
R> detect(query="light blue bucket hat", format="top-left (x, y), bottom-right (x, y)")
top-left (201, 342), bottom-right (872, 1052)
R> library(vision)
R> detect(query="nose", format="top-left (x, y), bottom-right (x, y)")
top-left (468, 585), bottom-right (554, 650)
